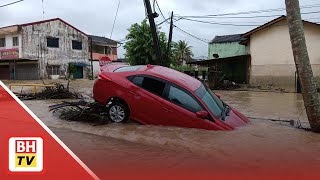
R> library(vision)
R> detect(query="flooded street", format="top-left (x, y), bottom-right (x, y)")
top-left (6, 80), bottom-right (320, 179)
top-left (216, 90), bottom-right (307, 122)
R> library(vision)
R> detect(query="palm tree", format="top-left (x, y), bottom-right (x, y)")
top-left (286, 0), bottom-right (320, 132)
top-left (172, 40), bottom-right (194, 65)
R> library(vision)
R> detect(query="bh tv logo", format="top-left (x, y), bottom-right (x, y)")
top-left (9, 137), bottom-right (43, 172)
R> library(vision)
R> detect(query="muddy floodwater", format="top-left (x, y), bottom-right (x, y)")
top-left (216, 90), bottom-right (307, 122)
top-left (5, 80), bottom-right (319, 178)
top-left (22, 89), bottom-right (320, 179)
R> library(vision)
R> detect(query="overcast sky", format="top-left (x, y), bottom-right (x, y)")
top-left (0, 0), bottom-right (319, 58)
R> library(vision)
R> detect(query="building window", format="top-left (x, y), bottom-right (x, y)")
top-left (47, 65), bottom-right (60, 76)
top-left (13, 37), bottom-right (19, 46)
top-left (0, 38), bottom-right (5, 47)
top-left (72, 40), bottom-right (82, 50)
top-left (47, 37), bottom-right (59, 48)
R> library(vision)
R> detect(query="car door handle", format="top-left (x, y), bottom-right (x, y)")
top-left (129, 91), bottom-right (138, 96)
top-left (162, 107), bottom-right (173, 112)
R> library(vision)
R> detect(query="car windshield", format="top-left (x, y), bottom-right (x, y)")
top-left (114, 65), bottom-right (144, 72)
top-left (195, 84), bottom-right (224, 118)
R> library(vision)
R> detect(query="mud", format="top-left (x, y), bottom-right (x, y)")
top-left (216, 90), bottom-right (307, 122)
top-left (8, 79), bottom-right (320, 178)
top-left (23, 91), bottom-right (320, 167)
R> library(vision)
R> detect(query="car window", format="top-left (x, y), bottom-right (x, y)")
top-left (167, 85), bottom-right (204, 113)
top-left (131, 76), bottom-right (144, 87)
top-left (195, 84), bottom-right (224, 118)
top-left (130, 76), bottom-right (166, 97)
top-left (114, 65), bottom-right (144, 72)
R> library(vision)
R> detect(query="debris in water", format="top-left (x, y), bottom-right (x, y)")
top-left (16, 83), bottom-right (81, 100)
top-left (49, 101), bottom-right (109, 125)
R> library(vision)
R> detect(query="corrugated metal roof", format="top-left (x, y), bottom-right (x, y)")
top-left (88, 35), bottom-right (118, 46)
top-left (210, 34), bottom-right (245, 44)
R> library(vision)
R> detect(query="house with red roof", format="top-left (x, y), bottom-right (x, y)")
top-left (0, 18), bottom-right (89, 80)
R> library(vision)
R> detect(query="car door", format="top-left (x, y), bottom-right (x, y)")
top-left (127, 75), bottom-right (168, 125)
top-left (161, 84), bottom-right (214, 129)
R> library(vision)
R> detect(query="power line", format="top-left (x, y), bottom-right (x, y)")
top-left (41, 0), bottom-right (45, 20)
top-left (305, 16), bottom-right (320, 20)
top-left (110, 0), bottom-right (121, 39)
top-left (177, 3), bottom-right (320, 19)
top-left (155, 0), bottom-right (166, 21)
top-left (0, 0), bottom-right (23, 8)
top-left (178, 10), bottom-right (320, 20)
top-left (174, 25), bottom-right (208, 43)
top-left (153, 2), bottom-right (320, 52)
top-left (179, 14), bottom-right (283, 19)
top-left (155, 1), bottom-right (209, 44)
top-left (181, 18), bottom-right (262, 27)
top-left (177, 10), bottom-right (320, 27)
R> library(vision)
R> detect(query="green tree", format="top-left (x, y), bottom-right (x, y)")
top-left (172, 40), bottom-right (194, 65)
top-left (124, 20), bottom-right (168, 66)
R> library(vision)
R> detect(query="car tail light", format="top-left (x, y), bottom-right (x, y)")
top-left (98, 73), bottom-right (112, 81)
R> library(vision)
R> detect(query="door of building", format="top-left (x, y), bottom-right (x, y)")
top-left (73, 66), bottom-right (84, 79)
top-left (0, 66), bottom-right (10, 79)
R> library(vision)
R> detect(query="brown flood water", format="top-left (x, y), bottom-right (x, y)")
top-left (216, 90), bottom-right (307, 122)
top-left (5, 80), bottom-right (320, 178)
top-left (23, 90), bottom-right (320, 178)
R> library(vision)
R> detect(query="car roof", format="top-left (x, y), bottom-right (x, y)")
top-left (138, 65), bottom-right (202, 92)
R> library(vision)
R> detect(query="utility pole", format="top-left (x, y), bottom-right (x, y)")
top-left (143, 0), bottom-right (163, 66)
top-left (285, 0), bottom-right (320, 132)
top-left (90, 37), bottom-right (94, 80)
top-left (166, 11), bottom-right (174, 67)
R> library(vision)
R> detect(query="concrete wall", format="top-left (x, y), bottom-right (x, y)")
top-left (208, 42), bottom-right (247, 59)
top-left (20, 20), bottom-right (89, 78)
top-left (249, 19), bottom-right (320, 92)
top-left (0, 26), bottom-right (21, 58)
top-left (0, 34), bottom-right (19, 49)
top-left (92, 61), bottom-right (101, 77)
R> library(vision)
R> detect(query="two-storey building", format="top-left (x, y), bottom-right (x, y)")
top-left (0, 18), bottom-right (89, 80)
top-left (88, 35), bottom-right (118, 77)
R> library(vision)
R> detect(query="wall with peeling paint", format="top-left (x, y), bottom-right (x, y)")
top-left (20, 19), bottom-right (89, 78)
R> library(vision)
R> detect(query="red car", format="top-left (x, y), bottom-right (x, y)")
top-left (93, 64), bottom-right (249, 131)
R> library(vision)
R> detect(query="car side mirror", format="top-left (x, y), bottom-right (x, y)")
top-left (215, 93), bottom-right (221, 99)
top-left (196, 111), bottom-right (209, 119)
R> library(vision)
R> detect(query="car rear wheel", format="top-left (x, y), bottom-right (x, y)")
top-left (107, 102), bottom-right (129, 123)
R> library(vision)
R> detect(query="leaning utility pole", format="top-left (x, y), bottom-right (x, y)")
top-left (90, 37), bottom-right (94, 80)
top-left (143, 0), bottom-right (163, 66)
top-left (166, 11), bottom-right (174, 67)
top-left (285, 0), bottom-right (320, 132)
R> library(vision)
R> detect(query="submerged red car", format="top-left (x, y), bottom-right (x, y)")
top-left (93, 64), bottom-right (249, 131)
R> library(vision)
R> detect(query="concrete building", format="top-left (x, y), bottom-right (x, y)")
top-left (203, 34), bottom-right (250, 84)
top-left (190, 16), bottom-right (320, 92)
top-left (0, 18), bottom-right (89, 80)
top-left (88, 35), bottom-right (118, 77)
top-left (241, 16), bottom-right (320, 92)
top-left (208, 34), bottom-right (247, 59)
